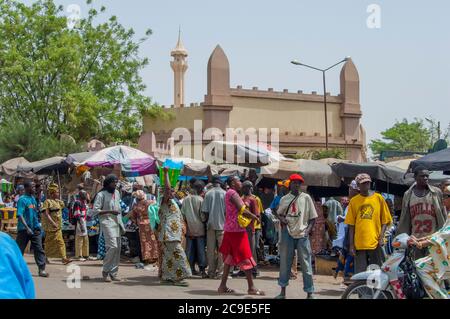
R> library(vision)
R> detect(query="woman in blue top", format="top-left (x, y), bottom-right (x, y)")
top-left (0, 231), bottom-right (35, 299)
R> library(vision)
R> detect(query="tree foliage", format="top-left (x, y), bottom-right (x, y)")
top-left (369, 119), bottom-right (431, 157)
top-left (0, 0), bottom-right (157, 144)
top-left (0, 118), bottom-right (82, 162)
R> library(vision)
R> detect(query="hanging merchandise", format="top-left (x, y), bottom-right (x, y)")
top-left (1, 179), bottom-right (13, 193)
top-left (159, 159), bottom-right (183, 188)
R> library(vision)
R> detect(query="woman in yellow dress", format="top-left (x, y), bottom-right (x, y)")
top-left (41, 184), bottom-right (72, 264)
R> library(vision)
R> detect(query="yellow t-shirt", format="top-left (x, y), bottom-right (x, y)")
top-left (345, 193), bottom-right (392, 250)
top-left (254, 195), bottom-right (263, 230)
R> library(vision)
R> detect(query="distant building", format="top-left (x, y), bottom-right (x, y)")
top-left (139, 35), bottom-right (367, 162)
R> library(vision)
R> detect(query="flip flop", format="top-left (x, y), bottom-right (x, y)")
top-left (62, 259), bottom-right (73, 265)
top-left (218, 287), bottom-right (236, 294)
top-left (274, 294), bottom-right (286, 299)
top-left (248, 289), bottom-right (265, 296)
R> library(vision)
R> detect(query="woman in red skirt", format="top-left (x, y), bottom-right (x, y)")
top-left (218, 176), bottom-right (265, 296)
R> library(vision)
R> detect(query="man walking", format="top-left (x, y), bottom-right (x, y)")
top-left (276, 174), bottom-right (317, 299)
top-left (91, 174), bottom-right (125, 282)
top-left (15, 181), bottom-right (48, 278)
top-left (182, 181), bottom-right (208, 278)
top-left (397, 167), bottom-right (447, 259)
top-left (202, 175), bottom-right (226, 279)
top-left (345, 174), bottom-right (392, 274)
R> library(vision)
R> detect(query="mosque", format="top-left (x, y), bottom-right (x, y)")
top-left (138, 34), bottom-right (367, 162)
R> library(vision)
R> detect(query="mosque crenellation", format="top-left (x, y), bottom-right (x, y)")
top-left (139, 34), bottom-right (367, 162)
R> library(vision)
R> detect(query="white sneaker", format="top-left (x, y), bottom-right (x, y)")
top-left (87, 256), bottom-right (97, 261)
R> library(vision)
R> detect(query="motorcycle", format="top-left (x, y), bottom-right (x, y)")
top-left (341, 233), bottom-right (427, 299)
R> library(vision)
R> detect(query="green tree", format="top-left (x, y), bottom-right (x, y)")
top-left (369, 119), bottom-right (431, 157)
top-left (0, 118), bottom-right (82, 162)
top-left (0, 0), bottom-right (158, 144)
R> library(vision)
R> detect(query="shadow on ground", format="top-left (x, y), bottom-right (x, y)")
top-left (186, 289), bottom-right (246, 297)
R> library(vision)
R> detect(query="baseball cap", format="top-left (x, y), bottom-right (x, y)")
top-left (355, 173), bottom-right (372, 184)
top-left (289, 174), bottom-right (305, 183)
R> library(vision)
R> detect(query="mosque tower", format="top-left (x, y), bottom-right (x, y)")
top-left (170, 29), bottom-right (188, 107)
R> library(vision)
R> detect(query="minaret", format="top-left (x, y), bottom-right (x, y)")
top-left (170, 29), bottom-right (188, 107)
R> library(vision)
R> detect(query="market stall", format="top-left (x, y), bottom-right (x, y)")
top-left (408, 147), bottom-right (450, 174)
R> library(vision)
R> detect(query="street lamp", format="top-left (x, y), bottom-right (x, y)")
top-left (291, 57), bottom-right (350, 150)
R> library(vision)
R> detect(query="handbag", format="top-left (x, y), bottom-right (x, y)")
top-left (400, 251), bottom-right (426, 299)
top-left (238, 205), bottom-right (252, 228)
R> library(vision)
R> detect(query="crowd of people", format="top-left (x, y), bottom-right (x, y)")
top-left (0, 165), bottom-right (449, 299)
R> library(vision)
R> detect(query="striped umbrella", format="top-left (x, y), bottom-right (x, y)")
top-left (81, 145), bottom-right (157, 177)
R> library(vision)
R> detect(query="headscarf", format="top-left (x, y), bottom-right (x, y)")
top-left (47, 183), bottom-right (59, 194)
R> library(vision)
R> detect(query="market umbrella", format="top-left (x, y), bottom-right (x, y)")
top-left (65, 151), bottom-right (98, 166)
top-left (261, 159), bottom-right (342, 187)
top-left (208, 141), bottom-right (285, 167)
top-left (17, 156), bottom-right (68, 175)
top-left (0, 157), bottom-right (33, 177)
top-left (81, 145), bottom-right (157, 177)
top-left (408, 148), bottom-right (450, 173)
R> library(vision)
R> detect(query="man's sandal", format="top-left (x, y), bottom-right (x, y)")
top-left (248, 289), bottom-right (265, 296)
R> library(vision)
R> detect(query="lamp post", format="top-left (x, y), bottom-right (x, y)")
top-left (291, 57), bottom-right (350, 150)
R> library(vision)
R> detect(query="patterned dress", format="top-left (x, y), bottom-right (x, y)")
top-left (129, 199), bottom-right (159, 263)
top-left (158, 199), bottom-right (192, 282)
top-left (416, 212), bottom-right (450, 299)
top-left (41, 199), bottom-right (67, 259)
top-left (310, 201), bottom-right (326, 254)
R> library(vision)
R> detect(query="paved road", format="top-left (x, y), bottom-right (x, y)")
top-left (26, 255), bottom-right (346, 299)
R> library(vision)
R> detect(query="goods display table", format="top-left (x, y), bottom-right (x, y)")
top-left (0, 207), bottom-right (17, 234)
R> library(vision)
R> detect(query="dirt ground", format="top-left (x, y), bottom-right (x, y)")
top-left (25, 254), bottom-right (347, 299)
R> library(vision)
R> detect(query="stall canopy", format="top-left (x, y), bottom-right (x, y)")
top-left (65, 151), bottom-right (98, 166)
top-left (81, 145), bottom-right (157, 177)
top-left (217, 164), bottom-right (255, 177)
top-left (330, 162), bottom-right (414, 195)
top-left (208, 141), bottom-right (286, 167)
top-left (408, 148), bottom-right (450, 173)
top-left (331, 162), bottom-right (409, 185)
top-left (385, 158), bottom-right (449, 185)
top-left (0, 157), bottom-right (32, 177)
top-left (157, 157), bottom-right (217, 178)
top-left (261, 159), bottom-right (342, 187)
top-left (17, 156), bottom-right (68, 175)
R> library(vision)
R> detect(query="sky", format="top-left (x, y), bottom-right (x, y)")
top-left (21, 0), bottom-right (450, 145)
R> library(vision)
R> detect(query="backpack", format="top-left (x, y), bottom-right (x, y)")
top-left (400, 252), bottom-right (426, 299)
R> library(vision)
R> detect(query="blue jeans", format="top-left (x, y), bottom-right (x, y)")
top-left (186, 236), bottom-right (207, 272)
top-left (278, 227), bottom-right (314, 293)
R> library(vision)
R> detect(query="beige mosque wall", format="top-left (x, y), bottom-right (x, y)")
top-left (229, 96), bottom-right (343, 138)
top-left (140, 39), bottom-right (366, 162)
top-left (143, 106), bottom-right (204, 133)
